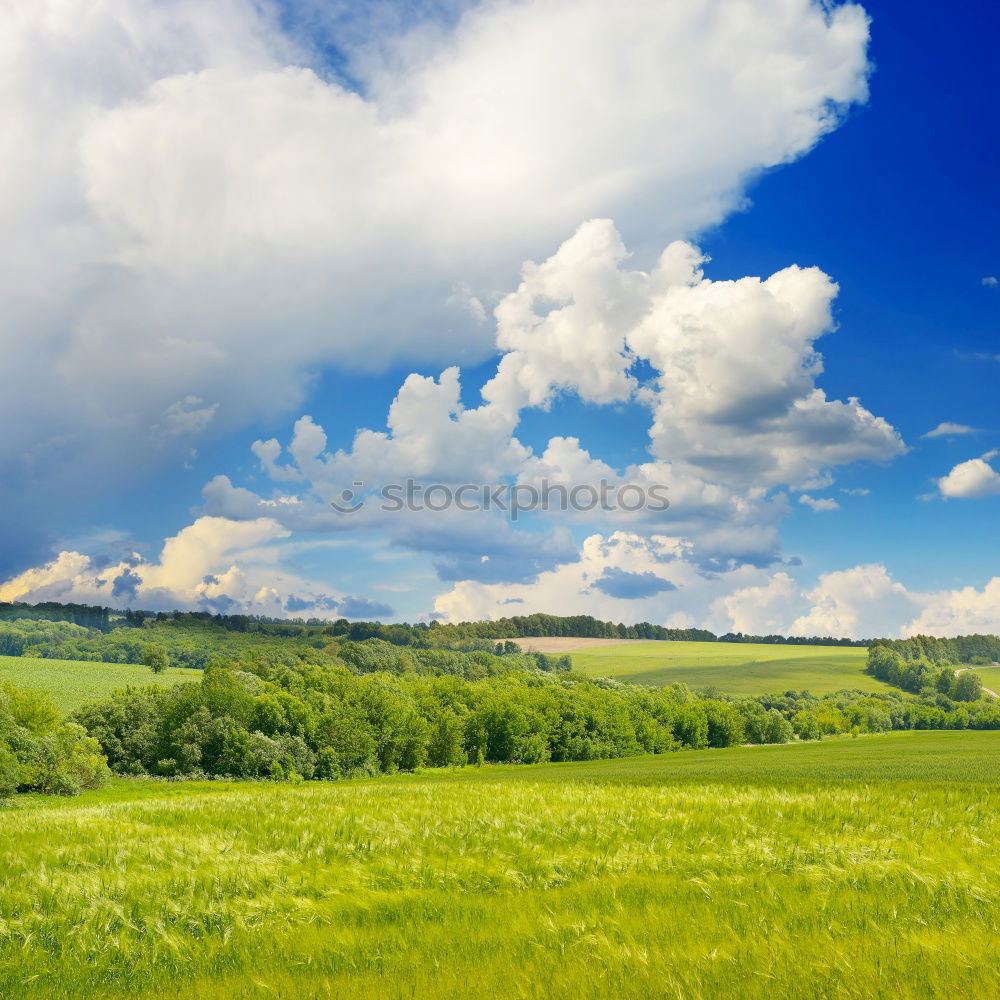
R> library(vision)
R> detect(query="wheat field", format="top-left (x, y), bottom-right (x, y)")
top-left (1, 730), bottom-right (997, 999)
top-left (0, 654), bottom-right (195, 713)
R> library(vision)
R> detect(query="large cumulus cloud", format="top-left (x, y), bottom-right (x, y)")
top-left (209, 221), bottom-right (900, 582)
top-left (1, 0), bottom-right (871, 569)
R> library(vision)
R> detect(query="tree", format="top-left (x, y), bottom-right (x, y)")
top-left (704, 702), bottom-right (744, 747)
top-left (672, 702), bottom-right (709, 749)
top-left (952, 671), bottom-right (983, 703)
top-left (791, 710), bottom-right (821, 741)
top-left (0, 743), bottom-right (19, 798)
top-left (23, 725), bottom-right (110, 795)
top-left (762, 709), bottom-right (793, 744)
top-left (935, 668), bottom-right (956, 694)
top-left (1, 682), bottom-right (60, 734)
top-left (427, 711), bottom-right (467, 767)
top-left (142, 643), bottom-right (169, 674)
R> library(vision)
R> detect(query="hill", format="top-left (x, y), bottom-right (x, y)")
top-left (555, 639), bottom-right (885, 695)
top-left (0, 655), bottom-right (197, 714)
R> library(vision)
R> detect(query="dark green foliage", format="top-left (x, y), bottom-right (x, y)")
top-left (866, 645), bottom-right (936, 693)
top-left (72, 662), bottom-right (719, 780)
top-left (869, 633), bottom-right (1000, 668)
top-left (4, 605), bottom-right (997, 792)
top-left (69, 644), bottom-right (1000, 783)
top-left (0, 632), bottom-right (25, 656)
top-left (867, 640), bottom-right (994, 702)
top-left (791, 710), bottom-right (821, 740)
top-left (952, 671), bottom-right (983, 702)
top-left (704, 701), bottom-right (745, 747)
top-left (741, 703), bottom-right (794, 745)
top-left (717, 632), bottom-right (867, 647)
top-left (0, 683), bottom-right (109, 797)
top-left (0, 601), bottom-right (111, 631)
top-left (0, 744), bottom-right (18, 797)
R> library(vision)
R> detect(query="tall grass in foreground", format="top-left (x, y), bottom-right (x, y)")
top-left (2, 731), bottom-right (998, 999)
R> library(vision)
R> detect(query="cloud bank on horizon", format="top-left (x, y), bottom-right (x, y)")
top-left (2, 0), bottom-right (998, 638)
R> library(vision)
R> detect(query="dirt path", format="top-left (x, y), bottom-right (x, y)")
top-left (955, 666), bottom-right (1000, 699)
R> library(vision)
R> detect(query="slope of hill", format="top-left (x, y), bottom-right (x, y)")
top-left (557, 639), bottom-right (885, 695)
top-left (0, 655), bottom-right (197, 714)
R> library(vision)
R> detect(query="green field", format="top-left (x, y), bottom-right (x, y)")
top-left (973, 665), bottom-right (1000, 691)
top-left (0, 654), bottom-right (196, 714)
top-left (2, 730), bottom-right (998, 999)
top-left (571, 640), bottom-right (886, 695)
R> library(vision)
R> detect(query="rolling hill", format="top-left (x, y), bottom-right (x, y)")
top-left (525, 639), bottom-right (886, 695)
top-left (0, 654), bottom-right (197, 714)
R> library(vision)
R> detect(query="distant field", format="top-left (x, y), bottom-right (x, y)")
top-left (566, 639), bottom-right (885, 695)
top-left (513, 636), bottom-right (658, 653)
top-left (972, 665), bottom-right (1000, 696)
top-left (0, 655), bottom-right (197, 714)
top-left (2, 730), bottom-right (998, 1000)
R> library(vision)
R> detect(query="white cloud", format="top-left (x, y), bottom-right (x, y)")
top-left (923, 422), bottom-right (979, 439)
top-left (6, 0), bottom-right (928, 633)
top-left (937, 452), bottom-right (1000, 499)
top-left (799, 494), bottom-right (840, 512)
top-left (710, 572), bottom-right (802, 635)
top-left (983, 276), bottom-right (998, 288)
top-left (790, 565), bottom-right (924, 638)
top-left (189, 217), bottom-right (905, 581)
top-left (840, 487), bottom-right (870, 496)
top-left (906, 578), bottom-right (1000, 635)
top-left (432, 535), bottom-right (938, 640)
top-left (484, 220), bottom-right (903, 489)
top-left (0, 516), bottom-right (389, 618)
top-left (8, 515), bottom-right (1000, 639)
top-left (0, 552), bottom-right (95, 606)
top-left (433, 531), bottom-right (746, 626)
top-left (432, 532), bottom-right (1000, 640)
top-left (719, 565), bottom-right (1000, 641)
top-left (0, 0), bottom-right (872, 557)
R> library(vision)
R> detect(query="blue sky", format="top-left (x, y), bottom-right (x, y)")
top-left (1, 0), bottom-right (998, 637)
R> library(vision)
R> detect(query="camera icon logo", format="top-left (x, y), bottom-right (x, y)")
top-left (330, 481), bottom-right (366, 514)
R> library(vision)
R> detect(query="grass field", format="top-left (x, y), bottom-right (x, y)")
top-left (0, 654), bottom-right (196, 714)
top-left (570, 640), bottom-right (885, 695)
top-left (971, 665), bottom-right (1000, 695)
top-left (2, 730), bottom-right (998, 999)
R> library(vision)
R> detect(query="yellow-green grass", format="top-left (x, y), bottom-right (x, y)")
top-left (571, 639), bottom-right (885, 695)
top-left (0, 654), bottom-right (196, 714)
top-left (2, 730), bottom-right (999, 999)
top-left (972, 665), bottom-right (1000, 691)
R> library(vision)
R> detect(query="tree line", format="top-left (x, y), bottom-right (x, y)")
top-left (866, 643), bottom-right (989, 700)
top-left (0, 601), bottom-right (873, 648)
top-left (5, 623), bottom-right (1000, 796)
top-left (869, 634), bottom-right (1000, 667)
top-left (0, 618), bottom-right (571, 675)
top-left (0, 601), bottom-right (112, 632)
top-left (69, 640), bottom-right (1000, 784)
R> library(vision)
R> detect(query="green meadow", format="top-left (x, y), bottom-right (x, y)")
top-left (2, 730), bottom-right (998, 1000)
top-left (0, 654), bottom-right (196, 714)
top-left (571, 640), bottom-right (885, 695)
top-left (972, 664), bottom-right (1000, 691)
